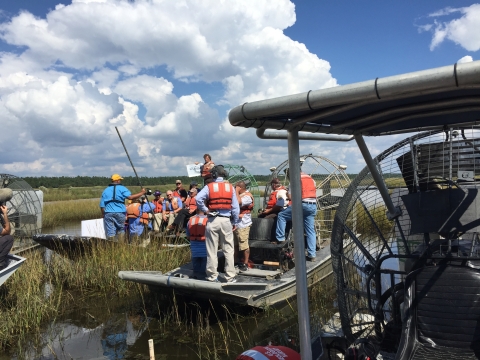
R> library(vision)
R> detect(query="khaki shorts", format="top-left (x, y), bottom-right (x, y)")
top-left (234, 226), bottom-right (250, 251)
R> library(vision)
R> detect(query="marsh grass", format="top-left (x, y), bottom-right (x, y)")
top-left (42, 199), bottom-right (100, 228)
top-left (0, 239), bottom-right (190, 352)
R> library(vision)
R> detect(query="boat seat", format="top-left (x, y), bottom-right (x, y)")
top-left (248, 218), bottom-right (291, 266)
top-left (395, 265), bottom-right (480, 359)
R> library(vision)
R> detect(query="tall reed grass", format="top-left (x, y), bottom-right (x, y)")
top-left (42, 199), bottom-right (100, 228)
top-left (1, 240), bottom-right (189, 352)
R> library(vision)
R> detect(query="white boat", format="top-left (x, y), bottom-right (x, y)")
top-left (0, 254), bottom-right (26, 286)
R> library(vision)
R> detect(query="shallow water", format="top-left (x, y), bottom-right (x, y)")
top-left (42, 221), bottom-right (82, 236)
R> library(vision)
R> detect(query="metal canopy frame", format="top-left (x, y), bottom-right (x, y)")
top-left (228, 61), bottom-right (480, 360)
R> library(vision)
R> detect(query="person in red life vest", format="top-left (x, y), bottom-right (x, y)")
top-left (186, 209), bottom-right (208, 275)
top-left (162, 191), bottom-right (183, 231)
top-left (236, 345), bottom-right (300, 360)
top-left (234, 181), bottom-right (253, 272)
top-left (275, 171), bottom-right (318, 261)
top-left (171, 188), bottom-right (198, 236)
top-left (126, 197), bottom-right (155, 240)
top-left (195, 154), bottom-right (215, 184)
top-left (196, 165), bottom-right (240, 283)
top-left (152, 190), bottom-right (164, 233)
top-left (258, 178), bottom-right (289, 218)
top-left (173, 180), bottom-right (188, 202)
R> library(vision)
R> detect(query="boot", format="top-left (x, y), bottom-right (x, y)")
top-left (117, 233), bottom-right (126, 244)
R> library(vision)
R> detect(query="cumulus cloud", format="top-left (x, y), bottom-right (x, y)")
top-left (458, 55), bottom-right (474, 63)
top-left (0, 0), bottom-right (343, 177)
top-left (422, 4), bottom-right (480, 51)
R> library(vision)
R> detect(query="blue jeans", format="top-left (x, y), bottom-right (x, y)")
top-left (192, 257), bottom-right (207, 274)
top-left (104, 212), bottom-right (126, 237)
top-left (276, 203), bottom-right (317, 258)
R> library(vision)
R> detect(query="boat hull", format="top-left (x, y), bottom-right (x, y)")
top-left (0, 254), bottom-right (26, 286)
top-left (118, 246), bottom-right (332, 308)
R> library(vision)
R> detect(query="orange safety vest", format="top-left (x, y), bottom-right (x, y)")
top-left (188, 215), bottom-right (207, 241)
top-left (239, 191), bottom-right (254, 218)
top-left (266, 186), bottom-right (287, 209)
top-left (185, 196), bottom-right (197, 212)
top-left (153, 199), bottom-right (163, 213)
top-left (164, 197), bottom-right (179, 213)
top-left (207, 182), bottom-right (232, 210)
top-left (201, 161), bottom-right (214, 178)
top-left (126, 203), bottom-right (149, 224)
top-left (301, 173), bottom-right (316, 199)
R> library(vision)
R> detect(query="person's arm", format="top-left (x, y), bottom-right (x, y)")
top-left (235, 186), bottom-right (242, 205)
top-left (195, 187), bottom-right (210, 213)
top-left (174, 198), bottom-right (183, 213)
top-left (127, 188), bottom-right (146, 200)
top-left (231, 191), bottom-right (240, 229)
top-left (1, 206), bottom-right (11, 235)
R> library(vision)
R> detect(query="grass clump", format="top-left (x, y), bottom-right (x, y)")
top-left (42, 199), bottom-right (101, 228)
top-left (0, 239), bottom-right (190, 352)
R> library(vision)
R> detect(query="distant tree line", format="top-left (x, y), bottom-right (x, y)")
top-left (24, 174), bottom-right (360, 188)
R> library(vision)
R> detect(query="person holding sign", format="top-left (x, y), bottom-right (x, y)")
top-left (195, 154), bottom-right (215, 183)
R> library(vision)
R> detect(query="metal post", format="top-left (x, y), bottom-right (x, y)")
top-left (354, 134), bottom-right (401, 220)
top-left (288, 128), bottom-right (312, 360)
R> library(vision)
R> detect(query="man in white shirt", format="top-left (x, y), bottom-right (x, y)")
top-left (234, 181), bottom-right (254, 272)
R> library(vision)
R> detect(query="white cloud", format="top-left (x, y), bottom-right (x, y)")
top-left (458, 55), bottom-right (474, 63)
top-left (0, 0), bottom-right (342, 177)
top-left (424, 4), bottom-right (480, 51)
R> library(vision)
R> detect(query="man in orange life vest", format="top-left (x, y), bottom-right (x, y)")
top-left (258, 178), bottom-right (289, 218)
top-left (234, 181), bottom-right (253, 272)
top-left (126, 197), bottom-right (155, 238)
top-left (275, 171), bottom-right (318, 261)
top-left (186, 209), bottom-right (208, 275)
top-left (196, 165), bottom-right (240, 283)
top-left (171, 187), bottom-right (198, 235)
top-left (152, 190), bottom-right (163, 232)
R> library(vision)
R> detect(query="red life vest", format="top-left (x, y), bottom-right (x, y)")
top-left (236, 346), bottom-right (300, 360)
top-left (188, 215), bottom-right (207, 241)
top-left (301, 173), bottom-right (317, 199)
top-left (266, 186), bottom-right (286, 209)
top-left (185, 196), bottom-right (197, 212)
top-left (239, 191), bottom-right (254, 218)
top-left (153, 199), bottom-right (163, 213)
top-left (201, 161), bottom-right (214, 178)
top-left (207, 182), bottom-right (232, 210)
top-left (126, 203), bottom-right (149, 224)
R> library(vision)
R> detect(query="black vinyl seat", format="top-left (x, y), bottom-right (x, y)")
top-left (395, 265), bottom-right (480, 359)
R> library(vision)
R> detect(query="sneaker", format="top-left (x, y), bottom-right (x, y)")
top-left (306, 256), bottom-right (317, 262)
top-left (238, 263), bottom-right (248, 272)
top-left (226, 277), bottom-right (237, 283)
top-left (207, 277), bottom-right (219, 282)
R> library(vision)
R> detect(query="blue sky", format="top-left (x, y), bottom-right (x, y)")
top-left (0, 0), bottom-right (478, 177)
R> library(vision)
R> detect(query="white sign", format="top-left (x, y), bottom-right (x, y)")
top-left (186, 163), bottom-right (201, 177)
top-left (458, 170), bottom-right (474, 181)
top-left (81, 218), bottom-right (106, 239)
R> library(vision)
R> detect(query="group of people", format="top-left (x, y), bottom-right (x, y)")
top-left (99, 153), bottom-right (318, 282)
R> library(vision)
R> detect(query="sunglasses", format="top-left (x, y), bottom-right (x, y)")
top-left (176, 183), bottom-right (181, 185)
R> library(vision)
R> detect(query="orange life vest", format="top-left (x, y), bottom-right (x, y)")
top-left (301, 173), bottom-right (316, 199)
top-left (164, 197), bottom-right (179, 213)
top-left (201, 161), bottom-right (214, 178)
top-left (207, 182), bottom-right (232, 210)
top-left (153, 199), bottom-right (163, 213)
top-left (188, 215), bottom-right (208, 241)
top-left (239, 191), bottom-right (254, 218)
top-left (266, 186), bottom-right (287, 209)
top-left (185, 196), bottom-right (197, 212)
top-left (126, 203), bottom-right (149, 224)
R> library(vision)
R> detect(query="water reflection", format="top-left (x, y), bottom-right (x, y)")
top-left (42, 222), bottom-right (82, 236)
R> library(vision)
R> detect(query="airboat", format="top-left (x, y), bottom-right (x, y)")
top-left (118, 159), bottom-right (349, 307)
top-left (228, 60), bottom-right (480, 359)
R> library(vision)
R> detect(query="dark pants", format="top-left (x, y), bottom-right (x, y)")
top-left (0, 234), bottom-right (14, 269)
top-left (173, 209), bottom-right (193, 228)
top-left (192, 256), bottom-right (207, 274)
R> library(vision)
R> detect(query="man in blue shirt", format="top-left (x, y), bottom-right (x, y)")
top-left (100, 174), bottom-right (146, 241)
top-left (127, 197), bottom-right (155, 238)
top-left (196, 165), bottom-right (240, 283)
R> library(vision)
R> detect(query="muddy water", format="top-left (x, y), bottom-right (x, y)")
top-left (42, 221), bottom-right (82, 236)
top-left (3, 289), bottom-right (330, 360)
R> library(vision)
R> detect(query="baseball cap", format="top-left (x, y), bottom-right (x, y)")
top-left (153, 190), bottom-right (162, 196)
top-left (111, 174), bottom-right (123, 181)
top-left (190, 181), bottom-right (198, 186)
top-left (176, 179), bottom-right (182, 184)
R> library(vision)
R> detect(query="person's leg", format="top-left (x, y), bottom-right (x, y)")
top-left (103, 213), bottom-right (117, 239)
top-left (0, 234), bottom-right (14, 269)
top-left (220, 218), bottom-right (236, 281)
top-left (167, 213), bottom-right (175, 227)
top-left (205, 218), bottom-right (220, 281)
top-left (275, 207), bottom-right (292, 242)
top-left (303, 203), bottom-right (317, 259)
top-left (112, 213), bottom-right (126, 241)
top-left (237, 226), bottom-right (251, 266)
top-left (153, 213), bottom-right (163, 232)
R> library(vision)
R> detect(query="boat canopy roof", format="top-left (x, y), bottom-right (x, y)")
top-left (228, 61), bottom-right (480, 136)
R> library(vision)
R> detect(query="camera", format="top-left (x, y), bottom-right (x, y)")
top-left (145, 188), bottom-right (153, 196)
